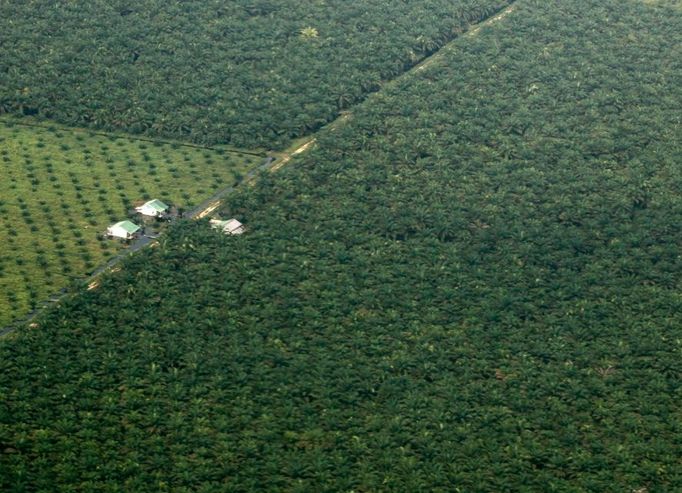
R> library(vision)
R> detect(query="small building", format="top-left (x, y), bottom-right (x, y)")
top-left (107, 220), bottom-right (141, 239)
top-left (210, 218), bottom-right (245, 235)
top-left (135, 199), bottom-right (169, 217)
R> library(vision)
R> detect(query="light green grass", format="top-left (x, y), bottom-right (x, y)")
top-left (0, 118), bottom-right (258, 327)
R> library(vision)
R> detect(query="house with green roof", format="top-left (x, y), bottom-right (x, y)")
top-left (135, 199), bottom-right (169, 217)
top-left (107, 220), bottom-right (141, 239)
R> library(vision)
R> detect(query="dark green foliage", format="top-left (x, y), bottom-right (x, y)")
top-left (2, 0), bottom-right (682, 491)
top-left (0, 0), bottom-right (510, 149)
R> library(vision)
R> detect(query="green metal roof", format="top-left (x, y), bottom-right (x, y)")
top-left (145, 199), bottom-right (169, 212)
top-left (113, 220), bottom-right (141, 233)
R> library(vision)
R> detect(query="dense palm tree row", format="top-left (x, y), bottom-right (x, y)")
top-left (2, 0), bottom-right (682, 490)
top-left (0, 0), bottom-right (510, 149)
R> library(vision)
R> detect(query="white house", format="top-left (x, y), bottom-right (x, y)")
top-left (210, 218), bottom-right (245, 235)
top-left (107, 220), bottom-right (141, 239)
top-left (135, 199), bottom-right (169, 217)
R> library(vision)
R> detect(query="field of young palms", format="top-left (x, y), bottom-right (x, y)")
top-left (0, 118), bottom-right (256, 328)
top-left (1, 0), bottom-right (682, 491)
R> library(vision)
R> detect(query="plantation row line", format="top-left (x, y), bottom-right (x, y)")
top-left (4, 118), bottom-right (267, 157)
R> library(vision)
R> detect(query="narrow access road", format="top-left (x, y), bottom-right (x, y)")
top-left (415, 2), bottom-right (518, 74)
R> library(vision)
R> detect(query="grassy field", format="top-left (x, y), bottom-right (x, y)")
top-left (0, 118), bottom-right (257, 327)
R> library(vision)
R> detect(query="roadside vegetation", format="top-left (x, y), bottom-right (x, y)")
top-left (0, 119), bottom-right (255, 328)
top-left (2, 0), bottom-right (682, 491)
top-left (0, 0), bottom-right (511, 149)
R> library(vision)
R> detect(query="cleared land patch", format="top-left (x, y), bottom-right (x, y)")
top-left (0, 119), bottom-right (255, 327)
